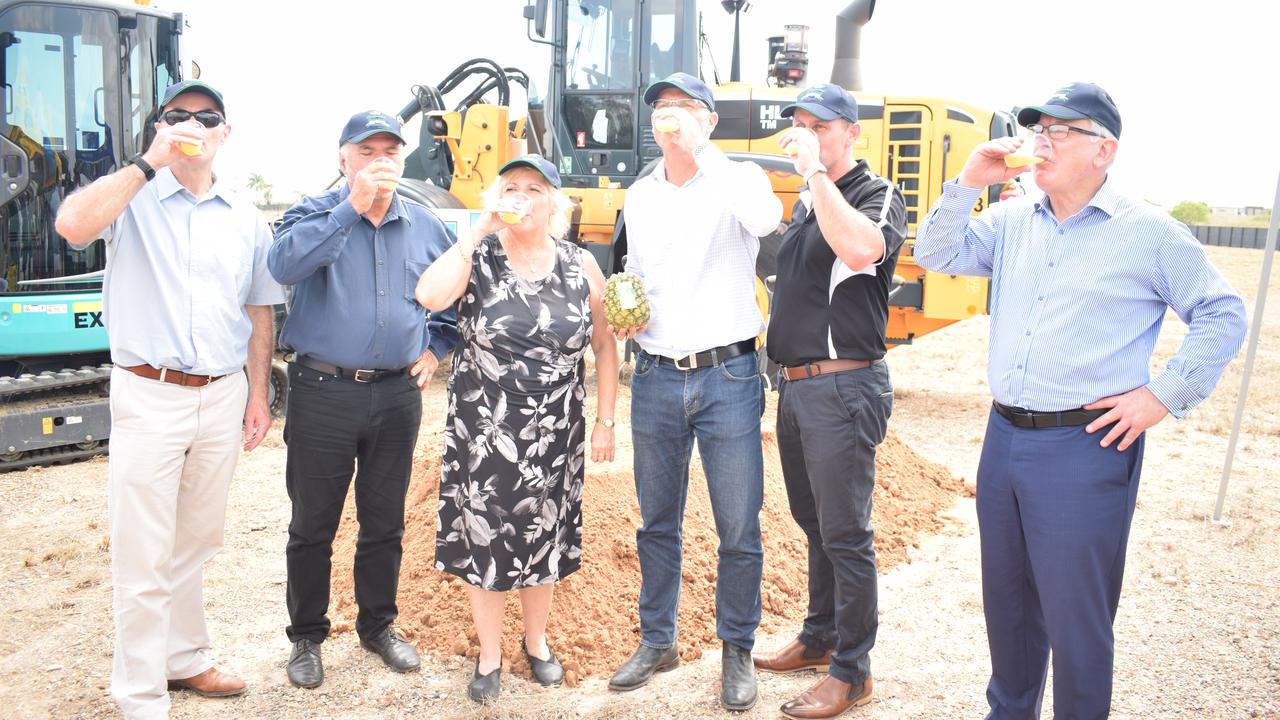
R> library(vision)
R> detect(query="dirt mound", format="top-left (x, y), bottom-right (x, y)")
top-left (331, 426), bottom-right (963, 686)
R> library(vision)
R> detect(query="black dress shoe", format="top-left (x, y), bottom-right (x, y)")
top-left (360, 626), bottom-right (421, 673)
top-left (468, 658), bottom-right (501, 702)
top-left (608, 643), bottom-right (679, 691)
top-left (721, 641), bottom-right (758, 711)
top-left (287, 639), bottom-right (323, 689)
top-left (523, 637), bottom-right (564, 687)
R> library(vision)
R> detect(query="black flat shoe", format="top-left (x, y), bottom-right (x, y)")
top-left (468, 658), bottom-right (501, 702)
top-left (523, 637), bottom-right (564, 687)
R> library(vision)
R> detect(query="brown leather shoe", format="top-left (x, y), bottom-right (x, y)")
top-left (167, 667), bottom-right (247, 698)
top-left (780, 674), bottom-right (873, 719)
top-left (752, 638), bottom-right (833, 674)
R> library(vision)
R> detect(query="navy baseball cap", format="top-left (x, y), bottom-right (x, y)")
top-left (1017, 82), bottom-right (1122, 139)
top-left (339, 110), bottom-right (405, 147)
top-left (643, 72), bottom-right (715, 111)
top-left (159, 80), bottom-right (225, 114)
top-left (498, 154), bottom-right (561, 189)
top-left (781, 83), bottom-right (859, 123)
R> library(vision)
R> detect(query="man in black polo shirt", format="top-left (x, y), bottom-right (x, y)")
top-left (753, 83), bottom-right (906, 719)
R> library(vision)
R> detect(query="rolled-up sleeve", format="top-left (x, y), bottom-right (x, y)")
top-left (696, 145), bottom-right (782, 239)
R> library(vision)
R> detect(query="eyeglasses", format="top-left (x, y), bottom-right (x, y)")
top-left (1027, 123), bottom-right (1103, 141)
top-left (160, 109), bottom-right (225, 128)
top-left (652, 99), bottom-right (706, 111)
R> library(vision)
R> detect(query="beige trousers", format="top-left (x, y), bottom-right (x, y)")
top-left (106, 367), bottom-right (247, 719)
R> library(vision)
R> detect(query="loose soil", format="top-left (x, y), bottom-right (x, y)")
top-left (1, 246), bottom-right (1276, 719)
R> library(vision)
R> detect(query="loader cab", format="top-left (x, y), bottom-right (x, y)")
top-left (0, 0), bottom-right (180, 357)
top-left (542, 0), bottom-right (697, 189)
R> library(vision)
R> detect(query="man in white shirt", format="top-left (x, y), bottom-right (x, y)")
top-left (606, 72), bottom-right (782, 712)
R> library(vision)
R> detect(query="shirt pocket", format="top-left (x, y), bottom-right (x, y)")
top-left (405, 260), bottom-right (430, 306)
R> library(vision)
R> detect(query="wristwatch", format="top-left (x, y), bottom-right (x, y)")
top-left (596, 417), bottom-right (615, 429)
top-left (129, 154), bottom-right (156, 182)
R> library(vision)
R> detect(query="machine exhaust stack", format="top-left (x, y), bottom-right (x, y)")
top-left (830, 0), bottom-right (875, 91)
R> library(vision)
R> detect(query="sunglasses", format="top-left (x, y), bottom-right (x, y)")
top-left (160, 109), bottom-right (225, 128)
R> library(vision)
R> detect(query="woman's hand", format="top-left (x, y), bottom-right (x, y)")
top-left (590, 421), bottom-right (615, 462)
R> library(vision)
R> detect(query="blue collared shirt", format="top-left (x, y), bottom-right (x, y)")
top-left (269, 185), bottom-right (458, 369)
top-left (103, 167), bottom-right (285, 375)
top-left (914, 178), bottom-right (1246, 417)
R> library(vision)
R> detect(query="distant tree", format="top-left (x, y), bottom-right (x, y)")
top-left (1170, 200), bottom-right (1210, 225)
top-left (247, 173), bottom-right (274, 206)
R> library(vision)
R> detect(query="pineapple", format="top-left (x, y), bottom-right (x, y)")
top-left (603, 272), bottom-right (650, 329)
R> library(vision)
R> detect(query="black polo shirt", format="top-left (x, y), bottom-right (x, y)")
top-left (766, 160), bottom-right (907, 366)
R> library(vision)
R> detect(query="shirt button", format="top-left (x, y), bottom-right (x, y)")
top-left (377, 259), bottom-right (384, 266)
top-left (1017, 364), bottom-right (1023, 369)
top-left (378, 289), bottom-right (385, 296)
top-left (1058, 229), bottom-right (1065, 235)
top-left (1038, 296), bottom-right (1044, 301)
top-left (1025, 330), bottom-right (1031, 336)
top-left (1048, 262), bottom-right (1055, 267)
top-left (378, 321), bottom-right (385, 327)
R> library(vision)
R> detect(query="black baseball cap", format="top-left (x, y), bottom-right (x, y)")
top-left (781, 83), bottom-right (859, 123)
top-left (643, 72), bottom-right (715, 111)
top-left (339, 110), bottom-right (406, 147)
top-left (1017, 82), bottom-right (1122, 139)
top-left (159, 80), bottom-right (225, 114)
top-left (498, 154), bottom-right (561, 189)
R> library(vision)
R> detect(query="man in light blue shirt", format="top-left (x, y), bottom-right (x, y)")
top-left (915, 82), bottom-right (1246, 720)
top-left (56, 80), bottom-right (284, 718)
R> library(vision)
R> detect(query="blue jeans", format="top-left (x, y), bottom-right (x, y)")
top-left (629, 348), bottom-right (765, 651)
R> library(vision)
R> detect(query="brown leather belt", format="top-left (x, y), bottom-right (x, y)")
top-left (121, 364), bottom-right (226, 387)
top-left (781, 358), bottom-right (881, 381)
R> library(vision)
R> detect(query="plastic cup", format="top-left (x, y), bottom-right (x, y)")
top-left (179, 141), bottom-right (202, 156)
top-left (784, 144), bottom-right (801, 157)
top-left (1004, 134), bottom-right (1044, 168)
top-left (379, 179), bottom-right (400, 192)
top-left (500, 211), bottom-right (524, 224)
top-left (654, 117), bottom-right (679, 133)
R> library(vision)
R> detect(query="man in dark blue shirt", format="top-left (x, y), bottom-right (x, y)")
top-left (268, 110), bottom-right (458, 689)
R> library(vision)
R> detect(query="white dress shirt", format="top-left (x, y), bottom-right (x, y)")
top-left (623, 144), bottom-right (782, 358)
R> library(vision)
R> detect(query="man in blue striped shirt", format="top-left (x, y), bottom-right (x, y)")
top-left (915, 82), bottom-right (1246, 719)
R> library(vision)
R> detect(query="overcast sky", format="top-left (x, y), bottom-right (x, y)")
top-left (177, 0), bottom-right (1279, 209)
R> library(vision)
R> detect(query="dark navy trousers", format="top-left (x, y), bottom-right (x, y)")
top-left (977, 406), bottom-right (1144, 720)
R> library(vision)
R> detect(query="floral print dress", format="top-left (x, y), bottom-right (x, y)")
top-left (435, 234), bottom-right (591, 591)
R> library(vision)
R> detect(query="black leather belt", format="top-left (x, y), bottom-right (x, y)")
top-left (994, 402), bottom-right (1107, 429)
top-left (654, 339), bottom-right (757, 370)
top-left (294, 356), bottom-right (406, 383)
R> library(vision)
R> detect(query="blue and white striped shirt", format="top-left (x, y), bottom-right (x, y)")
top-left (914, 178), bottom-right (1246, 418)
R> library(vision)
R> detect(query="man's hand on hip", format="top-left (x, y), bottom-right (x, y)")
top-left (1084, 386), bottom-right (1170, 451)
top-left (409, 350), bottom-right (439, 390)
top-left (242, 396), bottom-right (272, 452)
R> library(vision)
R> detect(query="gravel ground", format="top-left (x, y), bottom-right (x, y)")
top-left (0, 246), bottom-right (1276, 719)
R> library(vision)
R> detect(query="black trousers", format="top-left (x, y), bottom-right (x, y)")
top-left (283, 362), bottom-right (422, 644)
top-left (775, 361), bottom-right (893, 686)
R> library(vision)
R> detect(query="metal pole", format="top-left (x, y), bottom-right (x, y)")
top-left (1213, 169), bottom-right (1280, 522)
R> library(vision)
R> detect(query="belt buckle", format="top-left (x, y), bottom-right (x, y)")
top-left (353, 368), bottom-right (377, 383)
top-left (673, 354), bottom-right (697, 371)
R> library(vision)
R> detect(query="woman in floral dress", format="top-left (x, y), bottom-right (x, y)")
top-left (415, 155), bottom-right (618, 701)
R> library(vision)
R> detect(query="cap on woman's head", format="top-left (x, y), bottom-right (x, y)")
top-left (499, 154), bottom-right (562, 189)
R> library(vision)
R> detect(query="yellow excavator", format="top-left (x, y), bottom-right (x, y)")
top-left (385, 0), bottom-right (1014, 348)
